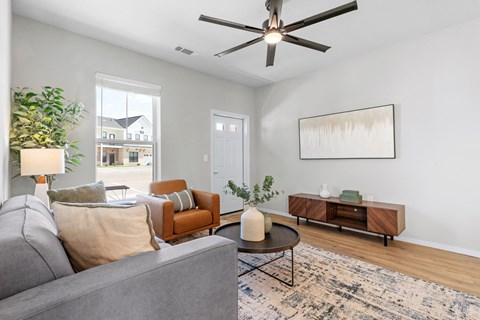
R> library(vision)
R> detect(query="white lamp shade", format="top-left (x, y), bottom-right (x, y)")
top-left (21, 148), bottom-right (66, 176)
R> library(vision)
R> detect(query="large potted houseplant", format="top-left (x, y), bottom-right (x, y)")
top-left (226, 175), bottom-right (282, 241)
top-left (10, 86), bottom-right (86, 187)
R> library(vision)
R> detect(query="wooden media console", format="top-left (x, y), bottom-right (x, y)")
top-left (288, 193), bottom-right (405, 246)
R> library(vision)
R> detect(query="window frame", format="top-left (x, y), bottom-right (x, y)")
top-left (95, 73), bottom-right (162, 184)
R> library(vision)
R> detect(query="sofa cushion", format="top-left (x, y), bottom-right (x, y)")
top-left (47, 181), bottom-right (107, 204)
top-left (0, 195), bottom-right (74, 300)
top-left (174, 209), bottom-right (213, 234)
top-left (154, 188), bottom-right (196, 212)
top-left (53, 202), bottom-right (160, 272)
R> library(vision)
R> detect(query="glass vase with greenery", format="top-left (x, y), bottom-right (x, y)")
top-left (10, 86), bottom-right (86, 186)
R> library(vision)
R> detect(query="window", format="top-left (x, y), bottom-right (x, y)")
top-left (96, 73), bottom-right (161, 200)
top-left (129, 152), bottom-right (139, 162)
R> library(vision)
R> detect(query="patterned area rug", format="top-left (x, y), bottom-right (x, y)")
top-left (237, 243), bottom-right (479, 319)
top-left (171, 233), bottom-right (480, 319)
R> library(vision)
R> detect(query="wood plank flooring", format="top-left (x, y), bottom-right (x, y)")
top-left (221, 213), bottom-right (480, 297)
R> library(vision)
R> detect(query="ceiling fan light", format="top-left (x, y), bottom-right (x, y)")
top-left (264, 30), bottom-right (283, 44)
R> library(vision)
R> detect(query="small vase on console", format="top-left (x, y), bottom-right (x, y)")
top-left (319, 184), bottom-right (331, 199)
top-left (240, 206), bottom-right (265, 241)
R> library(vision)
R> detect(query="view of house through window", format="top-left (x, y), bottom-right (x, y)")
top-left (96, 74), bottom-right (160, 201)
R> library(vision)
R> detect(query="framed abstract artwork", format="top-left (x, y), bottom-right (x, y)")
top-left (299, 104), bottom-right (396, 159)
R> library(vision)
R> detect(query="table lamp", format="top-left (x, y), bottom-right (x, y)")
top-left (21, 148), bottom-right (65, 205)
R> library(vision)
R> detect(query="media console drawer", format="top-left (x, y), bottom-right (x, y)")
top-left (288, 193), bottom-right (405, 246)
top-left (335, 204), bottom-right (367, 220)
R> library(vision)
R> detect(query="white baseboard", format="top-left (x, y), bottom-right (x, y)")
top-left (394, 236), bottom-right (480, 258)
top-left (257, 207), bottom-right (480, 259)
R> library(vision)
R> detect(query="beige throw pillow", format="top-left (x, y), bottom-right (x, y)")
top-left (53, 202), bottom-right (160, 272)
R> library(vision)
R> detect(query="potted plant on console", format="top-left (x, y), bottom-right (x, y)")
top-left (226, 175), bottom-right (282, 242)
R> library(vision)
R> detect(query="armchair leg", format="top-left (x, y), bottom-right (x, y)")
top-left (209, 228), bottom-right (213, 236)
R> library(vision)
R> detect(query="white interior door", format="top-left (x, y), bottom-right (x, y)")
top-left (213, 115), bottom-right (244, 214)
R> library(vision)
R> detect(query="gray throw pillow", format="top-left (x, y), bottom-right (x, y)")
top-left (47, 181), bottom-right (107, 204)
top-left (154, 188), bottom-right (196, 212)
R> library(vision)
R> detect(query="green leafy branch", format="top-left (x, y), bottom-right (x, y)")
top-left (10, 86), bottom-right (86, 182)
top-left (226, 175), bottom-right (283, 206)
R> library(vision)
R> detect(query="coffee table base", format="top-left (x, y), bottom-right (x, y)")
top-left (238, 248), bottom-right (294, 287)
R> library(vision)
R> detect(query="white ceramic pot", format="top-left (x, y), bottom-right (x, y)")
top-left (240, 206), bottom-right (265, 241)
top-left (319, 184), bottom-right (331, 198)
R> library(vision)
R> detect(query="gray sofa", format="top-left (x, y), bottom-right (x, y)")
top-left (0, 195), bottom-right (238, 320)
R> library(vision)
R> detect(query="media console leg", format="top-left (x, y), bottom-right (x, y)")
top-left (296, 217), bottom-right (299, 225)
top-left (383, 235), bottom-right (388, 247)
top-left (390, 235), bottom-right (394, 240)
top-left (338, 226), bottom-right (342, 232)
top-left (306, 218), bottom-right (309, 225)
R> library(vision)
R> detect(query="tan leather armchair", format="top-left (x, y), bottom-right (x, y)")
top-left (136, 179), bottom-right (220, 241)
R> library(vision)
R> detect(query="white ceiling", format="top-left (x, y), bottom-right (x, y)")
top-left (12, 0), bottom-right (480, 87)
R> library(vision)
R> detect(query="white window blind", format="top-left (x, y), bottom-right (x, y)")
top-left (96, 73), bottom-right (161, 97)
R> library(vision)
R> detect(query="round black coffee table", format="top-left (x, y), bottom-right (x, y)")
top-left (214, 222), bottom-right (300, 286)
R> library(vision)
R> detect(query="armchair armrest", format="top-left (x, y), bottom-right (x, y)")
top-left (136, 194), bottom-right (174, 240)
top-left (192, 190), bottom-right (220, 225)
top-left (0, 236), bottom-right (238, 320)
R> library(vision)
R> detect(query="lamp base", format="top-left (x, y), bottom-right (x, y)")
top-left (34, 181), bottom-right (50, 207)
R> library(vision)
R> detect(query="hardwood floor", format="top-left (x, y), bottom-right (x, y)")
top-left (221, 212), bottom-right (480, 297)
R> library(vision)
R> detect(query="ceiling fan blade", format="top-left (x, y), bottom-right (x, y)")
top-left (266, 43), bottom-right (277, 67)
top-left (199, 15), bottom-right (264, 34)
top-left (214, 37), bottom-right (264, 57)
top-left (284, 1), bottom-right (358, 33)
top-left (283, 34), bottom-right (331, 52)
top-left (268, 0), bottom-right (283, 29)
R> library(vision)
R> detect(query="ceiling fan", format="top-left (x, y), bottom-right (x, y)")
top-left (199, 0), bottom-right (358, 67)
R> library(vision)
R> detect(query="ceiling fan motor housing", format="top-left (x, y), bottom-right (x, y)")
top-left (262, 19), bottom-right (284, 30)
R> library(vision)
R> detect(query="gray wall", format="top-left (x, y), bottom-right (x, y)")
top-left (255, 17), bottom-right (480, 256)
top-left (0, 0), bottom-right (11, 202)
top-left (11, 16), bottom-right (256, 195)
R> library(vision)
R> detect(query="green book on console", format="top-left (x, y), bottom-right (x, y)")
top-left (341, 190), bottom-right (360, 196)
top-left (339, 194), bottom-right (363, 203)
